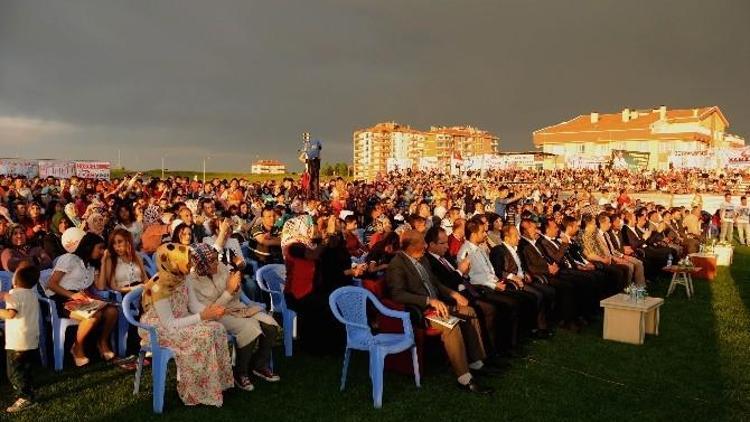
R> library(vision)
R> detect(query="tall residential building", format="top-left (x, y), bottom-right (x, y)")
top-left (533, 105), bottom-right (745, 169)
top-left (353, 121), bottom-right (500, 179)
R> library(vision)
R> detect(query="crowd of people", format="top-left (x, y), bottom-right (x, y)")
top-left (0, 167), bottom-right (747, 412)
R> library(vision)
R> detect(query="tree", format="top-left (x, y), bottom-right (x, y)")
top-left (321, 163), bottom-right (335, 176)
top-left (334, 162), bottom-right (349, 177)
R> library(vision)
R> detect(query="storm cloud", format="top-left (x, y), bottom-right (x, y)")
top-left (1, 0), bottom-right (748, 171)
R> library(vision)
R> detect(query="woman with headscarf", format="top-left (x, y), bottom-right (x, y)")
top-left (47, 228), bottom-right (118, 366)
top-left (140, 205), bottom-right (170, 254)
top-left (1, 223), bottom-right (53, 272)
top-left (186, 243), bottom-right (280, 391)
top-left (140, 243), bottom-right (234, 406)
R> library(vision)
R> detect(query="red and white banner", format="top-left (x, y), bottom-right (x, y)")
top-left (39, 160), bottom-right (76, 179)
top-left (74, 161), bottom-right (111, 180)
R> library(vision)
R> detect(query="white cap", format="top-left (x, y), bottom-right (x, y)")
top-left (339, 210), bottom-right (354, 221)
top-left (61, 227), bottom-right (86, 253)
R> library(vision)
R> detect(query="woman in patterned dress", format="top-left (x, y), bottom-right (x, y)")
top-left (139, 242), bottom-right (234, 407)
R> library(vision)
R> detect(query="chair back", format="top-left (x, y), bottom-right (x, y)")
top-left (255, 264), bottom-right (287, 313)
top-left (139, 252), bottom-right (157, 278)
top-left (329, 286), bottom-right (376, 349)
top-left (0, 271), bottom-right (13, 308)
top-left (122, 287), bottom-right (159, 351)
top-left (38, 269), bottom-right (54, 296)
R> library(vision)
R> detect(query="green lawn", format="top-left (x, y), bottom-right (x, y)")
top-left (3, 248), bottom-right (750, 421)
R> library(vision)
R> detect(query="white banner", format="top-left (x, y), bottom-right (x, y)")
top-left (418, 157), bottom-right (439, 171)
top-left (386, 158), bottom-right (412, 173)
top-left (0, 159), bottom-right (39, 178)
top-left (75, 161), bottom-right (111, 180)
top-left (39, 160), bottom-right (76, 179)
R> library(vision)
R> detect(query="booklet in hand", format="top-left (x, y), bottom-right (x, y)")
top-left (65, 297), bottom-right (107, 321)
top-left (424, 311), bottom-right (462, 329)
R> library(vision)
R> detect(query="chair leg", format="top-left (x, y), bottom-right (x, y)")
top-left (152, 350), bottom-right (171, 414)
top-left (117, 312), bottom-right (129, 357)
top-left (38, 318), bottom-right (49, 368)
top-left (410, 346), bottom-right (421, 388)
top-left (369, 349), bottom-right (385, 409)
top-left (53, 320), bottom-right (65, 372)
top-left (283, 311), bottom-right (294, 357)
top-left (134, 350), bottom-right (146, 395)
top-left (340, 348), bottom-right (351, 391)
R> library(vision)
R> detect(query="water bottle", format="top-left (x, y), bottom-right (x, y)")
top-left (667, 254), bottom-right (673, 268)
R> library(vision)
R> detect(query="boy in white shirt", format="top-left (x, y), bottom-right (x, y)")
top-left (0, 263), bottom-right (41, 413)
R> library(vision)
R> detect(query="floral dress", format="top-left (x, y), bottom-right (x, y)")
top-left (140, 283), bottom-right (234, 407)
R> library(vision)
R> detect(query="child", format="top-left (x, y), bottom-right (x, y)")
top-left (0, 263), bottom-right (41, 413)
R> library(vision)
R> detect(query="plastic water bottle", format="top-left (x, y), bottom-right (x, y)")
top-left (667, 254), bottom-right (673, 268)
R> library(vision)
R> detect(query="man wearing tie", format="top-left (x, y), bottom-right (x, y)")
top-left (604, 213), bottom-right (646, 287)
top-left (424, 226), bottom-right (518, 358)
top-left (517, 219), bottom-right (582, 331)
top-left (385, 230), bottom-right (493, 394)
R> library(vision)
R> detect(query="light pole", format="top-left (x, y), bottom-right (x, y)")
top-left (161, 156), bottom-right (165, 179)
top-left (202, 156), bottom-right (211, 183)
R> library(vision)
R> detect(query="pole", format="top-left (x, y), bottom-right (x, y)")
top-left (203, 158), bottom-right (206, 184)
top-left (117, 149), bottom-right (121, 168)
top-left (161, 156), bottom-right (165, 179)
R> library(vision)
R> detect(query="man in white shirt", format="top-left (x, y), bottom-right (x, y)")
top-left (735, 196), bottom-right (749, 246)
top-left (460, 220), bottom-right (550, 338)
top-left (719, 192), bottom-right (735, 243)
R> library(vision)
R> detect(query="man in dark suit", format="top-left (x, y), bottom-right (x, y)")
top-left (385, 230), bottom-right (492, 394)
top-left (424, 226), bottom-right (516, 357)
top-left (622, 209), bottom-right (672, 278)
top-left (537, 219), bottom-right (611, 308)
top-left (517, 219), bottom-right (583, 330)
top-left (559, 216), bottom-right (628, 293)
top-left (487, 225), bottom-right (551, 337)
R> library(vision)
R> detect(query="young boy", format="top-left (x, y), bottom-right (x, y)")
top-left (0, 263), bottom-right (41, 413)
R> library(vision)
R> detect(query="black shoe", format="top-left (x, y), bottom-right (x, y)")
top-left (458, 380), bottom-right (493, 395)
top-left (470, 365), bottom-right (503, 377)
top-left (532, 329), bottom-right (553, 339)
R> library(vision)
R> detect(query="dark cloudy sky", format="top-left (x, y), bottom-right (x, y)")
top-left (1, 0), bottom-right (748, 172)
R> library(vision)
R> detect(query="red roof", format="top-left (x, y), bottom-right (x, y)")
top-left (533, 106), bottom-right (728, 145)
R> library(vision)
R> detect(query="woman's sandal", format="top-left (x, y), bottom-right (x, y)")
top-left (70, 347), bottom-right (90, 367)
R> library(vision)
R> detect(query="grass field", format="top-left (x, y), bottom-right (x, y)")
top-left (2, 248), bottom-right (750, 421)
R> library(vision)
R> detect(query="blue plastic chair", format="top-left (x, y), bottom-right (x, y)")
top-left (139, 252), bottom-right (157, 278)
top-left (35, 286), bottom-right (80, 371)
top-left (255, 264), bottom-right (296, 357)
top-left (0, 271), bottom-right (13, 330)
top-left (37, 269), bottom-right (54, 368)
top-left (328, 286), bottom-right (420, 408)
top-left (122, 287), bottom-right (175, 414)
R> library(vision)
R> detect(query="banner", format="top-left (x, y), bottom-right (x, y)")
top-left (723, 147), bottom-right (750, 169)
top-left (39, 160), bottom-right (76, 178)
top-left (386, 158), bottom-right (412, 173)
top-left (566, 155), bottom-right (608, 169)
top-left (74, 161), bottom-right (111, 180)
top-left (668, 150), bottom-right (715, 169)
top-left (418, 157), bottom-right (439, 171)
top-left (611, 149), bottom-right (650, 170)
top-left (0, 159), bottom-right (39, 178)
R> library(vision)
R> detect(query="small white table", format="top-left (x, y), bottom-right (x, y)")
top-left (600, 294), bottom-right (664, 345)
top-left (664, 266), bottom-right (702, 299)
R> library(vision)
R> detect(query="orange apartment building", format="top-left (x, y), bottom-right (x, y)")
top-left (533, 105), bottom-right (745, 169)
top-left (353, 122), bottom-right (499, 179)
